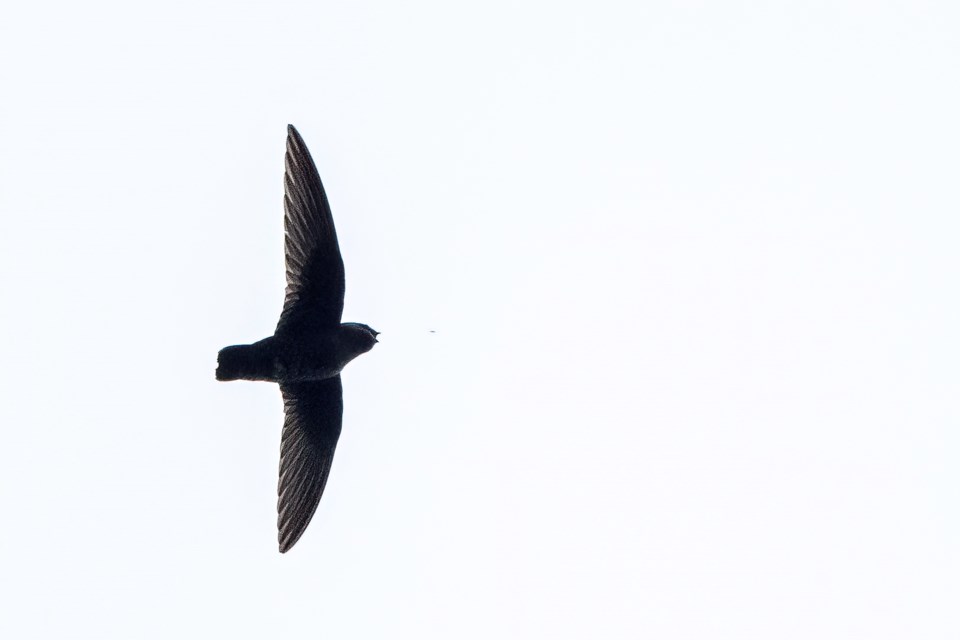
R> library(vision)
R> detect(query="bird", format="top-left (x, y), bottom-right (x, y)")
top-left (216, 125), bottom-right (378, 553)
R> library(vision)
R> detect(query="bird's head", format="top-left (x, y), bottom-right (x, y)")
top-left (340, 322), bottom-right (379, 356)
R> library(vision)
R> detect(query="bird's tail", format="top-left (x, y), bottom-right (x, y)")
top-left (216, 342), bottom-right (275, 382)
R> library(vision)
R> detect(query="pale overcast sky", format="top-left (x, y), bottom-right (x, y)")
top-left (1, 1), bottom-right (958, 638)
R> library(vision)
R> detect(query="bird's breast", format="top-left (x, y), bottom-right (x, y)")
top-left (272, 334), bottom-right (345, 383)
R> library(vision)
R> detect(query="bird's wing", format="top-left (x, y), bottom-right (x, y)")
top-left (277, 376), bottom-right (343, 553)
top-left (276, 125), bottom-right (346, 335)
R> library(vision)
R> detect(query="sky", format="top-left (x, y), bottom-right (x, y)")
top-left (1, 1), bottom-right (958, 638)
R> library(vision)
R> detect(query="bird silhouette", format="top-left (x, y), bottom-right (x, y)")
top-left (216, 125), bottom-right (378, 553)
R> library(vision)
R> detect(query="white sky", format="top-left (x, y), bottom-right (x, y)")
top-left (1, 1), bottom-right (958, 638)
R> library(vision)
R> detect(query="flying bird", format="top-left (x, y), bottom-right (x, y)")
top-left (216, 125), bottom-right (378, 553)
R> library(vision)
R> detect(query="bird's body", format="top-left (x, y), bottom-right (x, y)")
top-left (217, 323), bottom-right (376, 384)
top-left (216, 125), bottom-right (377, 553)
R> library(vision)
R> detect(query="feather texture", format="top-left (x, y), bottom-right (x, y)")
top-left (277, 376), bottom-right (344, 553)
top-left (276, 125), bottom-right (345, 335)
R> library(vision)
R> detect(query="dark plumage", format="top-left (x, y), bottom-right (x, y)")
top-left (216, 125), bottom-right (377, 553)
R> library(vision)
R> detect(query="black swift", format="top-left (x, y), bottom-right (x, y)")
top-left (216, 125), bottom-right (378, 553)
